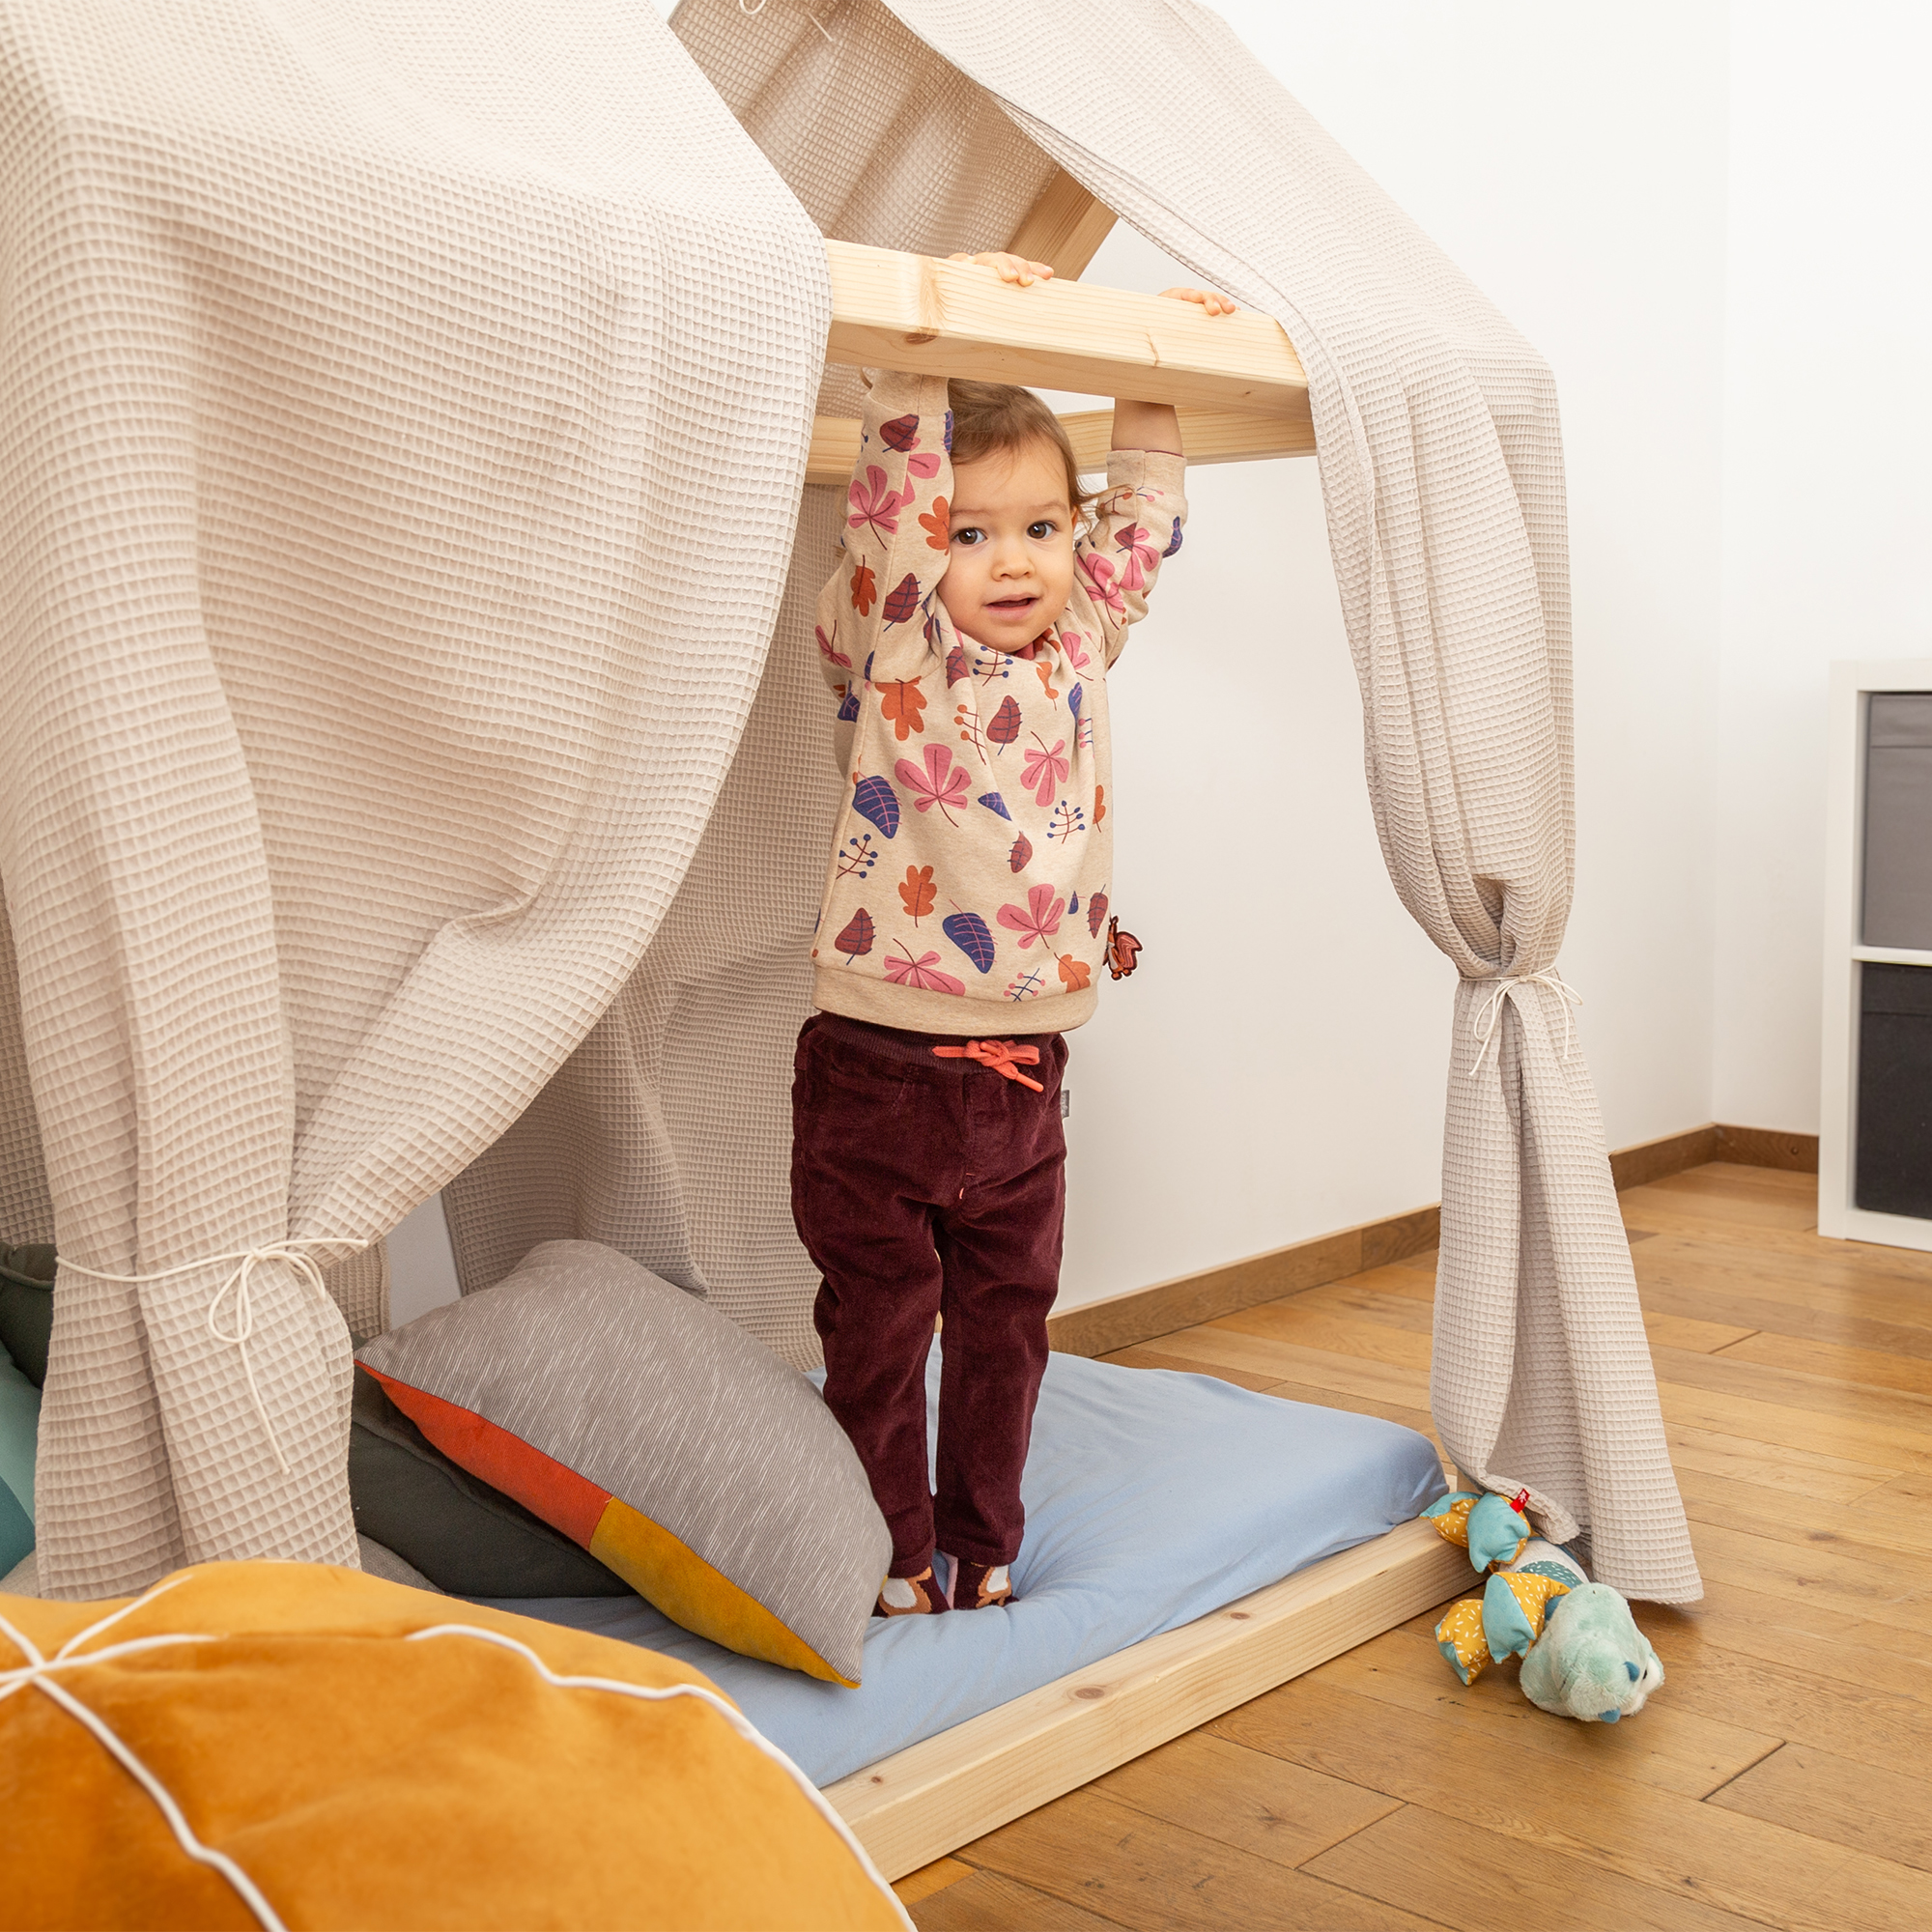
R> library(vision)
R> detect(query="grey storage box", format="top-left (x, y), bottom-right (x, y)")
top-left (1856, 962), bottom-right (1932, 1218)
top-left (1862, 693), bottom-right (1932, 949)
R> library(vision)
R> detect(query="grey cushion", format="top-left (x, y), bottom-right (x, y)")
top-left (355, 1241), bottom-right (891, 1685)
top-left (350, 1368), bottom-right (632, 1599)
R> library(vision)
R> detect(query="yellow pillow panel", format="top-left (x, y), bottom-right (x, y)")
top-left (0, 1562), bottom-right (905, 1932)
top-left (588, 1494), bottom-right (857, 1686)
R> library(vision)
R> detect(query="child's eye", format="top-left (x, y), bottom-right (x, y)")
top-left (1028, 521), bottom-right (1059, 540)
top-left (953, 527), bottom-right (984, 547)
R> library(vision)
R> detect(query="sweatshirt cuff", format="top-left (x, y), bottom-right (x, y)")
top-left (861, 370), bottom-right (952, 423)
top-left (1104, 447), bottom-right (1186, 492)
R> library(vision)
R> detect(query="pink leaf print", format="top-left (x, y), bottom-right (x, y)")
top-left (882, 946), bottom-right (965, 995)
top-left (906, 452), bottom-right (942, 479)
top-left (848, 465), bottom-right (912, 540)
top-left (815, 622), bottom-right (850, 670)
top-left (1078, 550), bottom-right (1125, 619)
top-left (1021, 734), bottom-right (1070, 809)
top-left (895, 743), bottom-right (972, 825)
top-left (998, 883), bottom-right (1065, 952)
top-left (1113, 523), bottom-right (1160, 592)
top-left (1058, 629), bottom-right (1093, 672)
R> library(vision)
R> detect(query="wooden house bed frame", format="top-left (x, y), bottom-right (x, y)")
top-left (804, 179), bottom-right (1457, 1880)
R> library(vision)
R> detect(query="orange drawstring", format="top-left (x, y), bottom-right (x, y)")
top-left (931, 1038), bottom-right (1045, 1092)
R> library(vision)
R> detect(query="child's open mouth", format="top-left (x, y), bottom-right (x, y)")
top-left (988, 595), bottom-right (1037, 612)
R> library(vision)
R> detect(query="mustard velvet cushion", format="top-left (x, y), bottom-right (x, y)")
top-left (0, 1561), bottom-right (906, 1932)
top-left (355, 1242), bottom-right (891, 1686)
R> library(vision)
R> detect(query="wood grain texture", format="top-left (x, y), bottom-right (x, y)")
top-left (1092, 1731), bottom-right (1400, 1868)
top-left (823, 1520), bottom-right (1466, 1881)
top-left (1049, 1125), bottom-right (1809, 1366)
top-left (1002, 168), bottom-right (1119, 280)
top-left (1707, 1744), bottom-right (1932, 1873)
top-left (1048, 1213), bottom-right (1435, 1359)
top-left (1305, 1803), bottom-right (1761, 1930)
top-left (963, 1786), bottom-right (1444, 1931)
top-left (910, 1867), bottom-right (1123, 1931)
top-left (1057, 406), bottom-right (1315, 471)
top-left (907, 1159), bottom-right (1932, 1928)
top-left (805, 405), bottom-right (1315, 489)
top-left (823, 241), bottom-right (1310, 417)
top-left (1209, 1680), bottom-right (1932, 1932)
top-left (1714, 1123), bottom-right (1820, 1173)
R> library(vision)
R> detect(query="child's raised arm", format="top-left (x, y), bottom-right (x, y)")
top-left (1110, 287), bottom-right (1237, 459)
top-left (813, 370), bottom-right (953, 772)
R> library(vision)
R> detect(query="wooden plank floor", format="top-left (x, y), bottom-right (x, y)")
top-left (894, 1163), bottom-right (1932, 1931)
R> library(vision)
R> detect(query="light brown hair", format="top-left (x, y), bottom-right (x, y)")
top-left (946, 379), bottom-right (1094, 523)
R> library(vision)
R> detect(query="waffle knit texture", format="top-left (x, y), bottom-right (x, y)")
top-left (0, 0), bottom-right (827, 1597)
top-left (0, 0), bottom-right (1697, 1605)
top-left (810, 373), bottom-right (1183, 1032)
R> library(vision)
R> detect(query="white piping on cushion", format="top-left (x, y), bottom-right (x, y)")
top-left (405, 1622), bottom-right (916, 1930)
top-left (0, 1577), bottom-right (288, 1932)
top-left (0, 1580), bottom-right (914, 1932)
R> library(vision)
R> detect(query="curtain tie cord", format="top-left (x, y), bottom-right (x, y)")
top-left (1466, 971), bottom-right (1581, 1078)
top-left (57, 1240), bottom-right (368, 1476)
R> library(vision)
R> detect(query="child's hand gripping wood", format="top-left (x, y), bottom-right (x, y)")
top-left (946, 252), bottom-right (1236, 456)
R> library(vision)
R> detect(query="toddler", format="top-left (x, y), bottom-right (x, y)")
top-left (792, 252), bottom-right (1232, 1616)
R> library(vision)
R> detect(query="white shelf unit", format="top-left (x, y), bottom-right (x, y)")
top-left (1819, 658), bottom-right (1932, 1251)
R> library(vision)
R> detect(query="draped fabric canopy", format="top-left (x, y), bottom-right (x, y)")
top-left (0, 0), bottom-right (827, 1598)
top-left (0, 0), bottom-right (1697, 1603)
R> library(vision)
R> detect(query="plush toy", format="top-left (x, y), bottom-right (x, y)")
top-left (1422, 1491), bottom-right (1663, 1723)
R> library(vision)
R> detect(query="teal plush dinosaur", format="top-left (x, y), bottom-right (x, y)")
top-left (1422, 1491), bottom-right (1663, 1723)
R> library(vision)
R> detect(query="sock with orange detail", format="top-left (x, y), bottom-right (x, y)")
top-left (948, 1557), bottom-right (1013, 1609)
top-left (874, 1566), bottom-right (949, 1617)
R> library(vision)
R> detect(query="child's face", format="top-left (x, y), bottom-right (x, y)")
top-left (936, 439), bottom-right (1076, 653)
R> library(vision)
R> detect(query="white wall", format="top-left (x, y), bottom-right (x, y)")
top-left (1714, 1), bottom-right (1932, 1132)
top-left (389, 2), bottom-right (1744, 1320)
top-left (1054, 3), bottom-right (1731, 1307)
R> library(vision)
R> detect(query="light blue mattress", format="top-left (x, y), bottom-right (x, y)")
top-left (478, 1344), bottom-right (1444, 1787)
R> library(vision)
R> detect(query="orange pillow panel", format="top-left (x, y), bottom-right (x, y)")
top-left (0, 1562), bottom-right (905, 1932)
top-left (364, 1369), bottom-right (854, 1684)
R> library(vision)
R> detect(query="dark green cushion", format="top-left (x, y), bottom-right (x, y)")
top-left (0, 1245), bottom-right (54, 1389)
top-left (349, 1368), bottom-right (631, 1599)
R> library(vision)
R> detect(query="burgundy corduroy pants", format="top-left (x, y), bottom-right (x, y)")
top-left (790, 1012), bottom-right (1067, 1577)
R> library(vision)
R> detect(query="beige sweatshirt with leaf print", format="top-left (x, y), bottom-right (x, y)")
top-left (810, 371), bottom-right (1186, 1035)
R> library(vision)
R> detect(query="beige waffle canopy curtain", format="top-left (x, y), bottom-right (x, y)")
top-left (0, 0), bottom-right (1698, 1605)
top-left (451, 0), bottom-right (1699, 1605)
top-left (0, 0), bottom-right (828, 1599)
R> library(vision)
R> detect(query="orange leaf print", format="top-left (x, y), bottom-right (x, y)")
top-left (1057, 952), bottom-right (1092, 992)
top-left (850, 560), bottom-right (877, 616)
top-left (1034, 658), bottom-right (1058, 703)
top-left (879, 678), bottom-right (928, 741)
top-left (1093, 782), bottom-right (1106, 826)
top-left (898, 864), bottom-right (937, 923)
top-left (919, 495), bottom-right (951, 553)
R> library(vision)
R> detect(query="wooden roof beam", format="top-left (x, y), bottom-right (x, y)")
top-left (805, 405), bottom-right (1312, 488)
top-left (1002, 167), bottom-right (1119, 280)
top-left (823, 240), bottom-right (1306, 419)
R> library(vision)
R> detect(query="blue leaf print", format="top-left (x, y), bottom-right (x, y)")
top-left (943, 409), bottom-right (954, 452)
top-left (837, 688), bottom-right (860, 723)
top-left (864, 650), bottom-right (875, 684)
top-left (1162, 517), bottom-right (1183, 558)
top-left (1068, 891), bottom-right (1080, 915)
top-left (977, 792), bottom-right (1011, 820)
top-left (943, 911), bottom-right (996, 974)
top-left (1067, 682), bottom-right (1084, 720)
top-left (853, 775), bottom-right (900, 839)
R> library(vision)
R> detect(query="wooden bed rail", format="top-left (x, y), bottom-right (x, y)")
top-left (810, 178), bottom-right (1313, 486)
